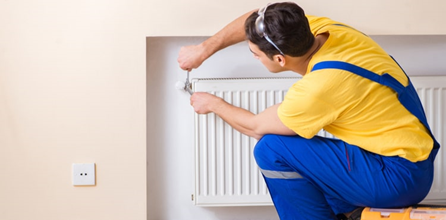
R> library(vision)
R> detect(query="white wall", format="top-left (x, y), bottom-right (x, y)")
top-left (146, 35), bottom-right (446, 220)
top-left (147, 37), bottom-right (282, 220)
top-left (372, 36), bottom-right (446, 75)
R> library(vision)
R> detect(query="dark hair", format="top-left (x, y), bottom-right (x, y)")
top-left (245, 2), bottom-right (315, 59)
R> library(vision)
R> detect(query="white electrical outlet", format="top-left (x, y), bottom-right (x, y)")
top-left (72, 163), bottom-right (96, 186)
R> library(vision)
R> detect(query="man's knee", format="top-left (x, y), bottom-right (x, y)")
top-left (254, 134), bottom-right (282, 168)
top-left (254, 134), bottom-right (276, 155)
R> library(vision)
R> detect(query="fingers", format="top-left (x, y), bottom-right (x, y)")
top-left (189, 93), bottom-right (197, 108)
top-left (177, 45), bottom-right (205, 71)
top-left (190, 92), bottom-right (212, 114)
top-left (177, 46), bottom-right (192, 70)
top-left (190, 95), bottom-right (194, 106)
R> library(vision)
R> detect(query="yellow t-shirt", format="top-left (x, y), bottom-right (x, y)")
top-left (277, 16), bottom-right (433, 162)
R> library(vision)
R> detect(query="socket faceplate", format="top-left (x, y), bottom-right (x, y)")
top-left (72, 163), bottom-right (96, 186)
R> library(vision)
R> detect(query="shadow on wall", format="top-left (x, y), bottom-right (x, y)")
top-left (146, 37), bottom-right (170, 219)
top-left (371, 35), bottom-right (446, 76)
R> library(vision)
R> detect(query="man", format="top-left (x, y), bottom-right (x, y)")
top-left (178, 2), bottom-right (439, 220)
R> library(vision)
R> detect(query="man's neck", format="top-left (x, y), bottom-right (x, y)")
top-left (285, 33), bottom-right (329, 75)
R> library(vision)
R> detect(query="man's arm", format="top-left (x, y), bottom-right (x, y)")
top-left (178, 9), bottom-right (257, 71)
top-left (191, 92), bottom-right (295, 140)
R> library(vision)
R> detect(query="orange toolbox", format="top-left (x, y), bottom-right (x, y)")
top-left (361, 206), bottom-right (446, 220)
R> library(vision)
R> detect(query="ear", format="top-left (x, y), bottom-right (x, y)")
top-left (274, 54), bottom-right (286, 67)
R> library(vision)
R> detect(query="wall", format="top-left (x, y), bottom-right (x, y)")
top-left (145, 0), bottom-right (446, 36)
top-left (147, 37), bottom-right (282, 220)
top-left (146, 35), bottom-right (446, 220)
top-left (0, 0), bottom-right (147, 219)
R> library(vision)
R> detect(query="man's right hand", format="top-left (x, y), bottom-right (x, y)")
top-left (177, 9), bottom-right (254, 71)
top-left (177, 44), bottom-right (208, 71)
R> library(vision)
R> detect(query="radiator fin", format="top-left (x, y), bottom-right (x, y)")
top-left (415, 78), bottom-right (446, 204)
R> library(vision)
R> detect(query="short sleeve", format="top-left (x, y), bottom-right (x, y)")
top-left (277, 79), bottom-right (337, 139)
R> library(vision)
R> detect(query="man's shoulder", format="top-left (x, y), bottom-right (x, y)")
top-left (306, 15), bottom-right (336, 34)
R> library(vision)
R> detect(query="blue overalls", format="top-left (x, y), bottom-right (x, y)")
top-left (254, 60), bottom-right (440, 220)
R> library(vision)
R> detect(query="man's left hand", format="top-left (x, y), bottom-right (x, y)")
top-left (190, 92), bottom-right (223, 114)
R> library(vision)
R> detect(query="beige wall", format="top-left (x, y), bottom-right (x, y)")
top-left (0, 0), bottom-right (147, 219)
top-left (145, 0), bottom-right (446, 36)
top-left (1, 0), bottom-right (445, 219)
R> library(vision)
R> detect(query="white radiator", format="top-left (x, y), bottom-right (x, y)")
top-left (412, 77), bottom-right (446, 205)
top-left (192, 76), bottom-right (446, 206)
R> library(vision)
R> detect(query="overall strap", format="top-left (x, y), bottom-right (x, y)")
top-left (312, 61), bottom-right (440, 149)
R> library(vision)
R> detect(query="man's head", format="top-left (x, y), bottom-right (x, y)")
top-left (245, 2), bottom-right (315, 59)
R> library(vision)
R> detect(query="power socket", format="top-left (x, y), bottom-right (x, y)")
top-left (72, 163), bottom-right (96, 186)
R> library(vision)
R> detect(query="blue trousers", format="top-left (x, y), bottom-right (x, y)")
top-left (254, 134), bottom-right (436, 220)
